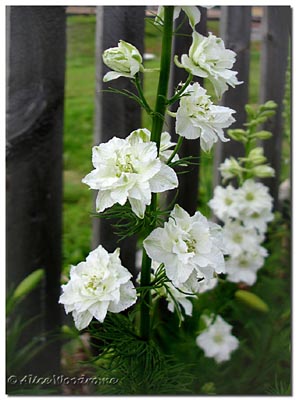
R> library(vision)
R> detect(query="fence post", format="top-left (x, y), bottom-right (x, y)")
top-left (93, 6), bottom-right (145, 277)
top-left (214, 6), bottom-right (252, 186)
top-left (259, 6), bottom-right (291, 209)
top-left (167, 7), bottom-right (207, 215)
top-left (6, 6), bottom-right (66, 373)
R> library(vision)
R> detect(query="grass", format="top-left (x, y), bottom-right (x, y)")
top-left (63, 15), bottom-right (96, 273)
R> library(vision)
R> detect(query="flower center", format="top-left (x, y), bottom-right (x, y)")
top-left (245, 192), bottom-right (254, 201)
top-left (251, 212), bottom-right (260, 219)
top-left (185, 238), bottom-right (196, 253)
top-left (213, 333), bottom-right (224, 344)
top-left (239, 259), bottom-right (249, 268)
top-left (116, 153), bottom-right (136, 176)
top-left (85, 275), bottom-right (101, 292)
top-left (224, 197), bottom-right (233, 206)
top-left (232, 233), bottom-right (242, 244)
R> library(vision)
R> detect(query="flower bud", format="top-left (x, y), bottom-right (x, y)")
top-left (260, 100), bottom-right (277, 111)
top-left (248, 147), bottom-right (266, 165)
top-left (102, 40), bottom-right (143, 82)
top-left (245, 104), bottom-right (255, 118)
top-left (235, 290), bottom-right (269, 312)
top-left (13, 269), bottom-right (45, 301)
top-left (227, 129), bottom-right (247, 143)
top-left (251, 130), bottom-right (273, 140)
top-left (252, 165), bottom-right (275, 178)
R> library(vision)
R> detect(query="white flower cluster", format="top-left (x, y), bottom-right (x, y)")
top-left (144, 205), bottom-right (226, 294)
top-left (175, 83), bottom-right (235, 152)
top-left (196, 314), bottom-right (239, 363)
top-left (101, 7), bottom-right (240, 152)
top-left (209, 179), bottom-right (274, 285)
top-left (59, 245), bottom-right (137, 330)
top-left (61, 6), bottom-right (242, 331)
top-left (82, 129), bottom-right (178, 219)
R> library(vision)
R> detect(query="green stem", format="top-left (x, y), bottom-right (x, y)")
top-left (150, 6), bottom-right (175, 148)
top-left (134, 75), bottom-right (153, 116)
top-left (167, 73), bottom-right (193, 105)
top-left (167, 136), bottom-right (184, 165)
top-left (140, 6), bottom-right (174, 341)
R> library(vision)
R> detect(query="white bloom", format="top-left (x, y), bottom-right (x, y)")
top-left (143, 204), bottom-right (226, 289)
top-left (128, 128), bottom-right (179, 163)
top-left (240, 208), bottom-right (274, 233)
top-left (198, 277), bottom-right (218, 293)
top-left (196, 314), bottom-right (239, 363)
top-left (219, 157), bottom-right (243, 181)
top-left (175, 83), bottom-right (235, 151)
top-left (82, 129), bottom-right (178, 219)
top-left (155, 6), bottom-right (201, 29)
top-left (225, 247), bottom-right (267, 286)
top-left (175, 32), bottom-right (242, 98)
top-left (59, 245), bottom-right (137, 330)
top-left (208, 185), bottom-right (240, 221)
top-left (223, 220), bottom-right (262, 257)
top-left (102, 40), bottom-right (143, 82)
top-left (236, 179), bottom-right (273, 216)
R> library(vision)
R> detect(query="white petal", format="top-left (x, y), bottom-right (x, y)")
top-left (129, 197), bottom-right (147, 219)
top-left (103, 71), bottom-right (131, 82)
top-left (72, 310), bottom-right (93, 330)
top-left (96, 190), bottom-right (116, 212)
top-left (149, 163), bottom-right (178, 193)
top-left (182, 6), bottom-right (201, 28)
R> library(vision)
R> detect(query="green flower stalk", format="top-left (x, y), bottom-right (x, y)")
top-left (140, 6), bottom-right (174, 340)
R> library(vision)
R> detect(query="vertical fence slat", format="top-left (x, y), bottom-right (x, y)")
top-left (213, 6), bottom-right (252, 187)
top-left (168, 7), bottom-right (207, 215)
top-left (259, 6), bottom-right (291, 209)
top-left (93, 6), bottom-right (145, 276)
top-left (6, 6), bottom-right (66, 373)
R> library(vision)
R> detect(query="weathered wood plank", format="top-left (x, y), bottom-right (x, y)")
top-left (214, 6), bottom-right (252, 186)
top-left (6, 6), bottom-right (66, 373)
top-left (259, 6), bottom-right (291, 209)
top-left (93, 6), bottom-right (145, 277)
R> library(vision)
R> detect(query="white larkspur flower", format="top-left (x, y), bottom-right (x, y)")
top-left (222, 220), bottom-right (262, 257)
top-left (59, 245), bottom-right (137, 330)
top-left (240, 208), bottom-right (274, 234)
top-left (196, 314), bottom-right (239, 363)
top-left (198, 277), bottom-right (218, 294)
top-left (225, 247), bottom-right (267, 286)
top-left (102, 40), bottom-right (143, 82)
top-left (175, 83), bottom-right (235, 152)
top-left (236, 179), bottom-right (273, 216)
top-left (82, 129), bottom-right (178, 219)
top-left (219, 157), bottom-right (243, 181)
top-left (143, 204), bottom-right (226, 289)
top-left (128, 128), bottom-right (179, 163)
top-left (155, 6), bottom-right (201, 29)
top-left (175, 32), bottom-right (242, 98)
top-left (208, 185), bottom-right (240, 221)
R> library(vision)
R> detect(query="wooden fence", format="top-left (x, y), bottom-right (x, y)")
top-left (6, 6), bottom-right (291, 373)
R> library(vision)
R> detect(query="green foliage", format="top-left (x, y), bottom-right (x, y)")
top-left (7, 269), bottom-right (45, 315)
top-left (6, 270), bottom-right (59, 395)
top-left (88, 313), bottom-right (193, 395)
